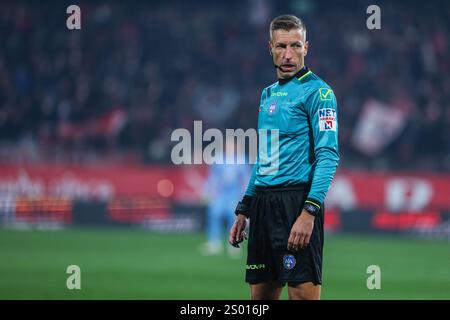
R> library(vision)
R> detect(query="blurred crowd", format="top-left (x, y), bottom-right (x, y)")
top-left (0, 0), bottom-right (449, 171)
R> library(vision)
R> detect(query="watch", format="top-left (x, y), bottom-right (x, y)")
top-left (303, 200), bottom-right (321, 217)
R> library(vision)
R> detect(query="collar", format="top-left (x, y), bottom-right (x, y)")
top-left (278, 66), bottom-right (309, 85)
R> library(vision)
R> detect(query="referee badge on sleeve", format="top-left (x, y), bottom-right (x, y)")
top-left (319, 88), bottom-right (333, 101)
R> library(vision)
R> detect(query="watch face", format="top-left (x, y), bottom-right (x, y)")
top-left (304, 203), bottom-right (319, 216)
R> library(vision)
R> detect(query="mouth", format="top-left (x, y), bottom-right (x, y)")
top-left (279, 64), bottom-right (296, 72)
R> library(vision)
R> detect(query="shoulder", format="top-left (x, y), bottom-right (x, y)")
top-left (260, 81), bottom-right (279, 100)
top-left (297, 72), bottom-right (337, 107)
top-left (264, 81), bottom-right (279, 91)
top-left (298, 71), bottom-right (333, 96)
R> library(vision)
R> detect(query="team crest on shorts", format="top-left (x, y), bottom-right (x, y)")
top-left (283, 254), bottom-right (296, 270)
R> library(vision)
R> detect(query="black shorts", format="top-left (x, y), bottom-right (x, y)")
top-left (245, 184), bottom-right (324, 286)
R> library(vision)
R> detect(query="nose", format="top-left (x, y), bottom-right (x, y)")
top-left (284, 46), bottom-right (293, 60)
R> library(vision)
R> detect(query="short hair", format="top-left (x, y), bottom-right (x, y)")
top-left (269, 14), bottom-right (306, 41)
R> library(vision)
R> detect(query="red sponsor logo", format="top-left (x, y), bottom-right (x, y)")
top-left (372, 211), bottom-right (441, 230)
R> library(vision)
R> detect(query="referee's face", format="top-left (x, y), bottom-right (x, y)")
top-left (269, 28), bottom-right (308, 79)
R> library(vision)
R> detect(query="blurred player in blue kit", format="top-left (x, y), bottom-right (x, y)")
top-left (200, 139), bottom-right (251, 258)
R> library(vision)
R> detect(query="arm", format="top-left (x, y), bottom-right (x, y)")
top-left (244, 164), bottom-right (257, 196)
top-left (236, 145), bottom-right (259, 217)
top-left (229, 90), bottom-right (265, 247)
top-left (304, 86), bottom-right (340, 210)
top-left (243, 88), bottom-right (266, 198)
top-left (234, 87), bottom-right (266, 215)
top-left (288, 87), bottom-right (340, 251)
top-left (229, 159), bottom-right (256, 247)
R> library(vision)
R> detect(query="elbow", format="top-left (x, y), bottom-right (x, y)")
top-left (315, 147), bottom-right (340, 164)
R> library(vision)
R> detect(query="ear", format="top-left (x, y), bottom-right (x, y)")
top-left (304, 41), bottom-right (309, 56)
top-left (268, 41), bottom-right (273, 56)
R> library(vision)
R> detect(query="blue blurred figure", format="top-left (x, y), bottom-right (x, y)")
top-left (200, 145), bottom-right (250, 258)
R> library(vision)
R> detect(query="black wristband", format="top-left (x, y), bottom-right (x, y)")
top-left (303, 198), bottom-right (321, 217)
top-left (235, 195), bottom-right (253, 218)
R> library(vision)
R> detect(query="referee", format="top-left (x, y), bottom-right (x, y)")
top-left (229, 14), bottom-right (340, 300)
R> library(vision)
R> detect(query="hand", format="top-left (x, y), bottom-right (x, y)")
top-left (229, 214), bottom-right (248, 248)
top-left (287, 209), bottom-right (315, 251)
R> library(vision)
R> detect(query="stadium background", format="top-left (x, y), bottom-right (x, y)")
top-left (1, 0), bottom-right (449, 299)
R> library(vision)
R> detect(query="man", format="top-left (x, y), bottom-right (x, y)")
top-left (228, 14), bottom-right (339, 300)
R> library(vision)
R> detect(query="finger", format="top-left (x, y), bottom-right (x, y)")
top-left (235, 223), bottom-right (244, 243)
top-left (289, 232), bottom-right (300, 251)
top-left (229, 233), bottom-right (240, 248)
top-left (238, 230), bottom-right (247, 243)
top-left (287, 232), bottom-right (295, 251)
top-left (303, 234), bottom-right (311, 248)
top-left (229, 224), bottom-right (237, 246)
top-left (298, 233), bottom-right (306, 249)
top-left (292, 233), bottom-right (301, 251)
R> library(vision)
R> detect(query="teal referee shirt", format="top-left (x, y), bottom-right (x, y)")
top-left (245, 66), bottom-right (340, 208)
